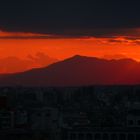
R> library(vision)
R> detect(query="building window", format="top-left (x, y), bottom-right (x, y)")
top-left (102, 133), bottom-right (109, 140)
top-left (128, 120), bottom-right (134, 126)
top-left (78, 133), bottom-right (84, 140)
top-left (94, 133), bottom-right (101, 140)
top-left (86, 133), bottom-right (92, 140)
top-left (136, 134), bottom-right (140, 140)
top-left (137, 120), bottom-right (140, 126)
top-left (36, 113), bottom-right (41, 116)
top-left (110, 133), bottom-right (118, 140)
top-left (128, 133), bottom-right (135, 140)
top-left (119, 133), bottom-right (126, 140)
top-left (70, 133), bottom-right (76, 140)
top-left (45, 113), bottom-right (50, 117)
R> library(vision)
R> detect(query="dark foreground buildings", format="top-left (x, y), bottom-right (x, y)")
top-left (0, 86), bottom-right (140, 139)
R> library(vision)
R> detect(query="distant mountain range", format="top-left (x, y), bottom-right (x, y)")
top-left (0, 55), bottom-right (140, 86)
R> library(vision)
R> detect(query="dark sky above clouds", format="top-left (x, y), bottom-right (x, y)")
top-left (0, 0), bottom-right (140, 37)
top-left (2, 0), bottom-right (140, 73)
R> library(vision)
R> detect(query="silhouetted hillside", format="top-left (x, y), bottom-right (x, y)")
top-left (0, 55), bottom-right (140, 86)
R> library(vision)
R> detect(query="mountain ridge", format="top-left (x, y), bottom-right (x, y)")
top-left (0, 55), bottom-right (140, 86)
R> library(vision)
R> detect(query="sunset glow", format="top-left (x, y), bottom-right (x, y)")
top-left (1, 30), bottom-right (140, 73)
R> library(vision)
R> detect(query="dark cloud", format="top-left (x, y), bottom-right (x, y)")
top-left (0, 0), bottom-right (140, 37)
top-left (0, 28), bottom-right (140, 40)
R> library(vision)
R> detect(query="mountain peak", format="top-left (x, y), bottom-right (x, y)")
top-left (72, 54), bottom-right (85, 58)
top-left (70, 55), bottom-right (96, 60)
top-left (64, 55), bottom-right (96, 63)
top-left (0, 55), bottom-right (140, 86)
top-left (64, 55), bottom-right (87, 61)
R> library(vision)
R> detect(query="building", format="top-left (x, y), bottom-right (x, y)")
top-left (62, 127), bottom-right (140, 140)
top-left (0, 109), bottom-right (14, 130)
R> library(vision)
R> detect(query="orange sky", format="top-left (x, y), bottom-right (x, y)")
top-left (1, 30), bottom-right (140, 73)
top-left (1, 36), bottom-right (140, 60)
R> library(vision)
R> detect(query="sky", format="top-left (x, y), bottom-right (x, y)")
top-left (1, 0), bottom-right (140, 73)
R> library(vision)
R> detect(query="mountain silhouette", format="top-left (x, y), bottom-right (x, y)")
top-left (0, 55), bottom-right (140, 86)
